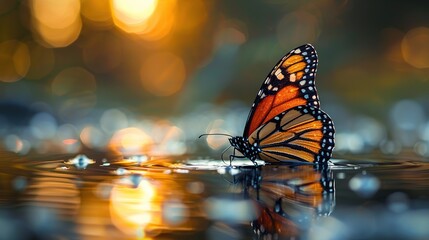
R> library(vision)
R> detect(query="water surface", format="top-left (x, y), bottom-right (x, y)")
top-left (1, 150), bottom-right (429, 240)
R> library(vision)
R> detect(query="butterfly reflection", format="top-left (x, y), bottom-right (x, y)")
top-left (233, 164), bottom-right (335, 239)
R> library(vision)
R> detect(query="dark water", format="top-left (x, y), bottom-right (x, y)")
top-left (1, 150), bottom-right (429, 240)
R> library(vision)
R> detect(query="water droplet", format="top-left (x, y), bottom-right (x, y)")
top-left (115, 167), bottom-right (128, 175)
top-left (100, 158), bottom-right (110, 166)
top-left (65, 154), bottom-right (95, 169)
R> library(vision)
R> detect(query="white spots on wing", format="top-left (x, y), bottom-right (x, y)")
top-left (299, 80), bottom-right (306, 86)
top-left (272, 87), bottom-right (278, 91)
top-left (290, 73), bottom-right (296, 82)
top-left (264, 77), bottom-right (270, 84)
top-left (312, 95), bottom-right (317, 99)
top-left (308, 86), bottom-right (314, 91)
top-left (267, 84), bottom-right (273, 90)
top-left (274, 116), bottom-right (280, 120)
top-left (294, 48), bottom-right (301, 54)
top-left (275, 68), bottom-right (285, 80)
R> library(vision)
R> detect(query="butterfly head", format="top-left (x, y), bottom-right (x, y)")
top-left (229, 136), bottom-right (261, 161)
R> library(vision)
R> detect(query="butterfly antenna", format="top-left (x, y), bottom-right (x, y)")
top-left (198, 133), bottom-right (233, 138)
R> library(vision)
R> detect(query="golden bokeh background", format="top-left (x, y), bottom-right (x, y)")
top-left (1, 0), bottom-right (429, 156)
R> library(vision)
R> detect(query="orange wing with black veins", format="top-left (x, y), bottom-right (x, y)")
top-left (243, 44), bottom-right (320, 137)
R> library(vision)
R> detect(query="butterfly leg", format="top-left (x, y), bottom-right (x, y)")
top-left (229, 148), bottom-right (237, 166)
top-left (221, 145), bottom-right (232, 165)
top-left (252, 160), bottom-right (258, 167)
top-left (229, 149), bottom-right (250, 166)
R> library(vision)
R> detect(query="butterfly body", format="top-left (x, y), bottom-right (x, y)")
top-left (228, 44), bottom-right (335, 165)
top-left (229, 136), bottom-right (261, 161)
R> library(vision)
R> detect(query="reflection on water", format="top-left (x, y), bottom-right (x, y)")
top-left (1, 150), bottom-right (429, 239)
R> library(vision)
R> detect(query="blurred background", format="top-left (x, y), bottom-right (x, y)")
top-left (1, 0), bottom-right (429, 158)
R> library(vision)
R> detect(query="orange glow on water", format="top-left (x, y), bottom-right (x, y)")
top-left (109, 178), bottom-right (157, 236)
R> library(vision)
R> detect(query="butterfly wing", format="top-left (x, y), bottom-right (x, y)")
top-left (248, 105), bottom-right (334, 164)
top-left (243, 44), bottom-right (319, 137)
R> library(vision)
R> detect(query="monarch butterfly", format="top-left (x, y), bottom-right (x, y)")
top-left (224, 44), bottom-right (335, 165)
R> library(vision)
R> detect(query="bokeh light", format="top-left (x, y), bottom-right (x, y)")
top-left (401, 27), bottom-right (429, 68)
top-left (81, 0), bottom-right (112, 27)
top-left (30, 112), bottom-right (58, 140)
top-left (140, 52), bottom-right (186, 96)
top-left (390, 99), bottom-right (425, 147)
top-left (111, 0), bottom-right (157, 25)
top-left (25, 42), bottom-right (55, 80)
top-left (349, 172), bottom-right (380, 198)
top-left (0, 40), bottom-right (30, 83)
top-left (109, 127), bottom-right (153, 155)
top-left (82, 33), bottom-right (123, 73)
top-left (30, 0), bottom-right (82, 47)
top-left (51, 67), bottom-right (96, 96)
top-left (51, 67), bottom-right (97, 120)
top-left (100, 109), bottom-right (129, 134)
top-left (0, 0), bottom-right (427, 158)
top-left (80, 125), bottom-right (107, 149)
top-left (110, 0), bottom-right (177, 40)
